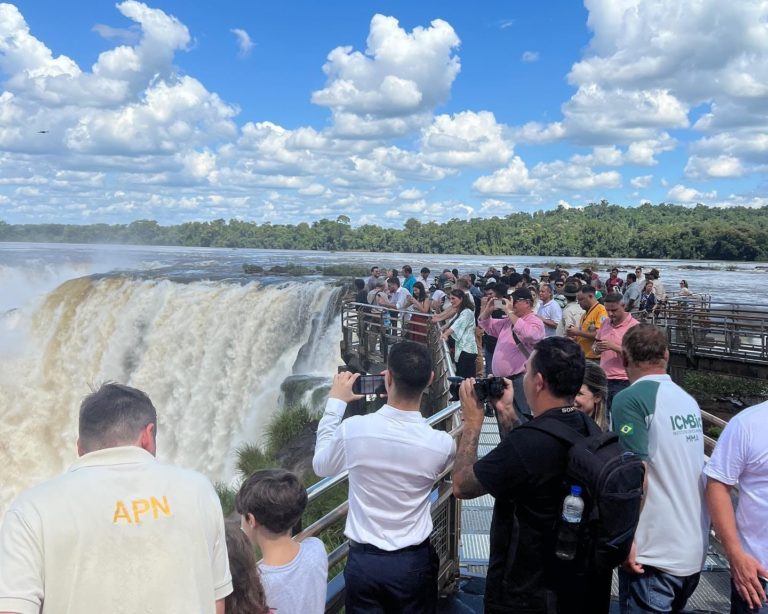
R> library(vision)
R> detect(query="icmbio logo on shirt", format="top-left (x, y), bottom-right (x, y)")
top-left (669, 413), bottom-right (703, 433)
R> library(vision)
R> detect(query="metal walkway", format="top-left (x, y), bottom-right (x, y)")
top-left (456, 419), bottom-right (732, 614)
top-left (458, 416), bottom-right (498, 578)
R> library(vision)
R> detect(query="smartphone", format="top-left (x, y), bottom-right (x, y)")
top-left (494, 299), bottom-right (503, 309)
top-left (352, 374), bottom-right (386, 396)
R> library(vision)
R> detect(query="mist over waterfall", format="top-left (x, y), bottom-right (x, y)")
top-left (0, 275), bottom-right (342, 513)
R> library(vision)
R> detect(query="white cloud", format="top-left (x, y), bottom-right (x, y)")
top-left (384, 209), bottom-right (401, 218)
top-left (667, 184), bottom-right (716, 203)
top-left (230, 28), bottom-right (254, 59)
top-left (474, 155), bottom-right (622, 196)
top-left (684, 155), bottom-right (744, 179)
top-left (473, 156), bottom-right (537, 195)
top-left (399, 188), bottom-right (424, 200)
top-left (630, 174), bottom-right (653, 188)
top-left (521, 51), bottom-right (539, 63)
top-left (420, 111), bottom-right (512, 167)
top-left (92, 23), bottom-right (141, 43)
top-left (311, 14), bottom-right (461, 138)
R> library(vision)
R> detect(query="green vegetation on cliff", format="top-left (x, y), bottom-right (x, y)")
top-left (4, 201), bottom-right (768, 260)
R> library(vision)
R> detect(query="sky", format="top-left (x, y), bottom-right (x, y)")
top-left (0, 1), bottom-right (767, 227)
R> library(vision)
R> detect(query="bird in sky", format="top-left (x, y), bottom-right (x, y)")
top-left (37, 130), bottom-right (49, 134)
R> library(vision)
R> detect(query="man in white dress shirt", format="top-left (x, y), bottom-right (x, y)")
top-left (313, 341), bottom-right (456, 613)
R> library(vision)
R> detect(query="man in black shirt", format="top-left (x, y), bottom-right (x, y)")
top-left (453, 336), bottom-right (599, 613)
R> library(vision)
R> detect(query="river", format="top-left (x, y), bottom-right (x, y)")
top-left (1, 242), bottom-right (767, 513)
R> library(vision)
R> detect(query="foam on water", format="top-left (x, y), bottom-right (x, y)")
top-left (0, 276), bottom-right (342, 514)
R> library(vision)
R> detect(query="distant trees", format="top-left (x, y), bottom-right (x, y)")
top-left (2, 201), bottom-right (768, 261)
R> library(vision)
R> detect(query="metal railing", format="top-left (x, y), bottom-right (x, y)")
top-left (308, 301), bottom-right (463, 611)
top-left (652, 305), bottom-right (768, 364)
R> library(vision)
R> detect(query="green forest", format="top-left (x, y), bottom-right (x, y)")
top-left (2, 201), bottom-right (768, 261)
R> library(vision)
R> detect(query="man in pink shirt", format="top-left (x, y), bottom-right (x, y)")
top-left (478, 287), bottom-right (545, 419)
top-left (594, 293), bottom-right (639, 418)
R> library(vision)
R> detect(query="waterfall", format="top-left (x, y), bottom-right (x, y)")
top-left (0, 276), bottom-right (342, 513)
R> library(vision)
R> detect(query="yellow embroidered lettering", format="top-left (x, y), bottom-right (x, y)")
top-left (113, 500), bottom-right (133, 524)
top-left (131, 498), bottom-right (150, 524)
top-left (150, 496), bottom-right (172, 519)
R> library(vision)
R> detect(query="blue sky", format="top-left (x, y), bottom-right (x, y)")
top-left (1, 1), bottom-right (767, 226)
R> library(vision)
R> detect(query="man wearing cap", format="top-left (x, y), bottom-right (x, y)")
top-left (556, 282), bottom-right (585, 336)
top-left (478, 287), bottom-right (545, 419)
top-left (0, 383), bottom-right (232, 614)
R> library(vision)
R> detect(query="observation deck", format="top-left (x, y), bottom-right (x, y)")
top-left (301, 300), bottom-right (762, 612)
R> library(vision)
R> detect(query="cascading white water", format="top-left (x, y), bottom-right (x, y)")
top-left (0, 276), bottom-right (342, 514)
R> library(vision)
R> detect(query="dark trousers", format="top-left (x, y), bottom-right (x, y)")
top-left (606, 378), bottom-right (630, 423)
top-left (344, 539), bottom-right (439, 614)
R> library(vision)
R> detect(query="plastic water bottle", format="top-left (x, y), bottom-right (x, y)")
top-left (555, 485), bottom-right (584, 561)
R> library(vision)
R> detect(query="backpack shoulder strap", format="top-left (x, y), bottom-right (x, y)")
top-left (524, 417), bottom-right (582, 446)
top-left (524, 413), bottom-right (600, 446)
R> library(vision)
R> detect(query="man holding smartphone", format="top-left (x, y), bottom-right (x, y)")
top-left (313, 341), bottom-right (455, 613)
top-left (478, 287), bottom-right (545, 419)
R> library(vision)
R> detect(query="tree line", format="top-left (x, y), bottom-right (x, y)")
top-left (2, 201), bottom-right (768, 261)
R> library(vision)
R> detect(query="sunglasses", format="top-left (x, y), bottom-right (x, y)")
top-left (555, 283), bottom-right (564, 287)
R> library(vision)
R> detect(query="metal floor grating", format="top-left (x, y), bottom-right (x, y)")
top-left (458, 416), bottom-right (498, 577)
top-left (462, 493), bottom-right (495, 508)
top-left (461, 508), bottom-right (492, 533)
top-left (460, 533), bottom-right (491, 563)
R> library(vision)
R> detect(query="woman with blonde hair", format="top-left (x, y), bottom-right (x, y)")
top-left (574, 361), bottom-right (609, 430)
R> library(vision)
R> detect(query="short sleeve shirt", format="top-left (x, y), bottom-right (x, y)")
top-left (473, 408), bottom-right (594, 609)
top-left (612, 376), bottom-right (708, 575)
top-left (704, 401), bottom-right (768, 569)
top-left (260, 537), bottom-right (328, 614)
top-left (578, 303), bottom-right (608, 359)
top-left (0, 446), bottom-right (232, 614)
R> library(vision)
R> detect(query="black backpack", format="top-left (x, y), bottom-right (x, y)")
top-left (526, 415), bottom-right (645, 570)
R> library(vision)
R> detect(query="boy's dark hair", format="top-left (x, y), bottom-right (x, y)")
top-left (387, 341), bottom-right (432, 399)
top-left (387, 276), bottom-right (400, 287)
top-left (354, 278), bottom-right (365, 290)
top-left (236, 469), bottom-right (308, 534)
top-left (402, 265), bottom-right (412, 275)
top-left (626, 273), bottom-right (637, 283)
top-left (79, 383), bottom-right (157, 453)
top-left (493, 282), bottom-right (509, 298)
top-left (531, 337), bottom-right (585, 399)
top-left (603, 292), bottom-right (622, 305)
top-left (420, 267), bottom-right (430, 276)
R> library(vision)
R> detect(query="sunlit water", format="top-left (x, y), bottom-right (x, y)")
top-left (1, 242), bottom-right (766, 514)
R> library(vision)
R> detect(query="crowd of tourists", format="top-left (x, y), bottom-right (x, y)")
top-left (0, 263), bottom-right (764, 614)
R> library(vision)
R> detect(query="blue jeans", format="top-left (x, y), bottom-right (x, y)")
top-left (619, 566), bottom-right (700, 613)
top-left (344, 539), bottom-right (438, 613)
top-left (731, 578), bottom-right (768, 614)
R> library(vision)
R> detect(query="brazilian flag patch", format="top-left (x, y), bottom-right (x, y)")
top-left (619, 423), bottom-right (634, 435)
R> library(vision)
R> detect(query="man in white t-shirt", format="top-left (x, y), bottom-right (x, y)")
top-left (705, 401), bottom-right (768, 613)
top-left (313, 341), bottom-right (455, 613)
top-left (612, 324), bottom-right (708, 614)
top-left (536, 284), bottom-right (562, 337)
top-left (0, 383), bottom-right (232, 614)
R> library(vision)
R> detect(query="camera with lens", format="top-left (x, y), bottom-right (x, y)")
top-left (448, 376), bottom-right (506, 416)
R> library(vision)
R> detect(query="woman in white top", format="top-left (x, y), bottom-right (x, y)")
top-left (440, 289), bottom-right (478, 378)
top-left (678, 279), bottom-right (692, 296)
